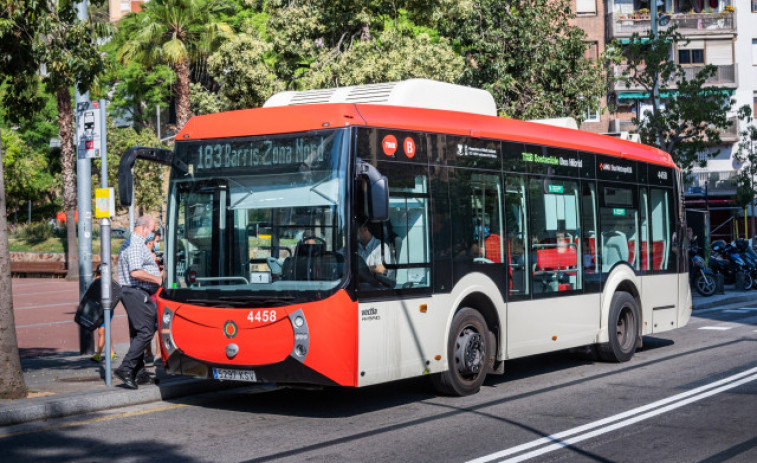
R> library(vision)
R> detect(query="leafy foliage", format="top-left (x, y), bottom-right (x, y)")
top-left (616, 28), bottom-right (734, 173)
top-left (0, 129), bottom-right (55, 209)
top-left (440, 0), bottom-right (604, 120)
top-left (733, 105), bottom-right (757, 209)
top-left (94, 122), bottom-right (167, 215)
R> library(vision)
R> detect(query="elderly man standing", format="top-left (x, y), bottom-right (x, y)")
top-left (114, 214), bottom-right (162, 389)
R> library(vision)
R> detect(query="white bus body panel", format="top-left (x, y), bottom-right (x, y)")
top-left (640, 273), bottom-right (680, 334)
top-left (356, 272), bottom-right (506, 387)
top-left (678, 273), bottom-right (693, 328)
top-left (506, 294), bottom-right (599, 359)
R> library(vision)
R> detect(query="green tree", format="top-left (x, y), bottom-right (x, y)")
top-left (117, 0), bottom-right (235, 128)
top-left (0, 129), bottom-right (55, 217)
top-left (0, 129), bottom-right (26, 399)
top-left (1, 0), bottom-right (107, 281)
top-left (439, 0), bottom-right (604, 120)
top-left (204, 1), bottom-right (462, 106)
top-left (617, 28), bottom-right (733, 173)
top-left (733, 105), bottom-right (757, 227)
top-left (94, 122), bottom-right (167, 216)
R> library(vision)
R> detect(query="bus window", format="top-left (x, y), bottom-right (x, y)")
top-left (650, 188), bottom-right (674, 271)
top-left (528, 178), bottom-right (581, 295)
top-left (358, 163), bottom-right (431, 291)
top-left (599, 184), bottom-right (638, 273)
top-left (506, 176), bottom-right (529, 298)
top-left (581, 181), bottom-right (600, 292)
top-left (471, 174), bottom-right (504, 264)
top-left (640, 188), bottom-right (651, 271)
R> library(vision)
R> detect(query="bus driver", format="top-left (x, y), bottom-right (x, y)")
top-left (357, 220), bottom-right (393, 277)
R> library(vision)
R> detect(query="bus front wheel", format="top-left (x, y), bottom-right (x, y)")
top-left (596, 291), bottom-right (639, 363)
top-left (431, 308), bottom-right (489, 396)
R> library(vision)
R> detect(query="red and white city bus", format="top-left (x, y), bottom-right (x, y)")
top-left (120, 80), bottom-right (692, 396)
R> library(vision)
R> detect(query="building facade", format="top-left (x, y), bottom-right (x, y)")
top-left (575, 0), bottom-right (757, 240)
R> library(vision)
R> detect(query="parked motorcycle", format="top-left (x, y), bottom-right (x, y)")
top-left (733, 239), bottom-right (757, 290)
top-left (710, 240), bottom-right (753, 290)
top-left (689, 246), bottom-right (716, 296)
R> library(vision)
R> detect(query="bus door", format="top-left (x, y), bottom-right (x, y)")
top-left (175, 179), bottom-right (235, 287)
top-left (641, 185), bottom-right (680, 333)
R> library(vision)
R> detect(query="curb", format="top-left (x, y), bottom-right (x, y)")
top-left (693, 292), bottom-right (757, 311)
top-left (0, 376), bottom-right (236, 427)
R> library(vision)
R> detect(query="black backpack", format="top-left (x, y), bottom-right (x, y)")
top-left (74, 278), bottom-right (123, 331)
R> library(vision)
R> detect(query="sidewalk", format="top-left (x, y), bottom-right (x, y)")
top-left (1, 279), bottom-right (755, 428)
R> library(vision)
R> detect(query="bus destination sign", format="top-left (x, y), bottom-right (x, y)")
top-left (189, 135), bottom-right (329, 173)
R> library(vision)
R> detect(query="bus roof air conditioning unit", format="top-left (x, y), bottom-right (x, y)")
top-left (263, 79), bottom-right (497, 117)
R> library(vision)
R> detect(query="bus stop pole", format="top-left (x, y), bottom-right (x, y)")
top-left (99, 99), bottom-right (113, 386)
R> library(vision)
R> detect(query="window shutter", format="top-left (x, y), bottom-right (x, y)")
top-left (706, 40), bottom-right (733, 65)
top-left (576, 0), bottom-right (596, 14)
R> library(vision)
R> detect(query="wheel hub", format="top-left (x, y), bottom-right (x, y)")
top-left (455, 328), bottom-right (483, 377)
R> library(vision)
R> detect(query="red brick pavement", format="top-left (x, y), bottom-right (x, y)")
top-left (12, 278), bottom-right (130, 358)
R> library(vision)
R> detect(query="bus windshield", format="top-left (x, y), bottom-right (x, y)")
top-left (164, 129), bottom-right (349, 304)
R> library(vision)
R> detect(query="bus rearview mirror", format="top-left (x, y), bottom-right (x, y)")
top-left (118, 146), bottom-right (174, 206)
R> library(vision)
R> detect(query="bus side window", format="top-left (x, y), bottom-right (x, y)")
top-left (506, 176), bottom-right (529, 298)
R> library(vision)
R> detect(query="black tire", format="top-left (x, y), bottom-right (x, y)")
top-left (431, 308), bottom-right (490, 396)
top-left (596, 292), bottom-right (639, 363)
top-left (695, 273), bottom-right (716, 296)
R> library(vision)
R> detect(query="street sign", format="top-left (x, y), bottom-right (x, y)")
top-left (95, 188), bottom-right (115, 218)
top-left (76, 100), bottom-right (101, 160)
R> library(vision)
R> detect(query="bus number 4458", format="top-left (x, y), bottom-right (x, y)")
top-left (247, 310), bottom-right (277, 324)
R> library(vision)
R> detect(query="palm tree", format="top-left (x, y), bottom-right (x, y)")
top-left (117, 0), bottom-right (234, 129)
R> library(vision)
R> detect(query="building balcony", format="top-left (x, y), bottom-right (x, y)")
top-left (608, 11), bottom-right (736, 39)
top-left (612, 63), bottom-right (737, 92)
top-left (608, 116), bottom-right (738, 145)
top-left (685, 169), bottom-right (738, 194)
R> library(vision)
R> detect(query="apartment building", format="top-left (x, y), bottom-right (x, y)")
top-left (575, 0), bottom-right (757, 239)
top-left (109, 0), bottom-right (145, 22)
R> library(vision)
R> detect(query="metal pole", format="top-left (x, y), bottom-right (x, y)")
top-left (98, 99), bottom-right (113, 386)
top-left (651, 0), bottom-right (660, 148)
top-left (75, 0), bottom-right (94, 355)
top-left (157, 105), bottom-right (161, 141)
top-left (101, 217), bottom-right (112, 386)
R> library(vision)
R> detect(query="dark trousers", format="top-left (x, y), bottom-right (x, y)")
top-left (119, 286), bottom-right (156, 374)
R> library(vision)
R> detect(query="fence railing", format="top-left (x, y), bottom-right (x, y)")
top-left (608, 12), bottom-right (736, 38)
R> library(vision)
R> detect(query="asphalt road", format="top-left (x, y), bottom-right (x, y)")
top-left (2, 301), bottom-right (756, 463)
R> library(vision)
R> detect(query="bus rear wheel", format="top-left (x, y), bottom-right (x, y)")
top-left (431, 308), bottom-right (489, 396)
top-left (596, 291), bottom-right (639, 363)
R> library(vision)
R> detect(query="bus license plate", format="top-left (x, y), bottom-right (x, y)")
top-left (213, 368), bottom-right (257, 382)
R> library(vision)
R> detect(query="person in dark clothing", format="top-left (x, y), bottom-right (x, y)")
top-left (114, 215), bottom-right (162, 389)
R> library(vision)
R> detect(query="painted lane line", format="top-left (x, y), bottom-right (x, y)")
top-left (698, 326), bottom-right (732, 331)
top-left (497, 373), bottom-right (757, 463)
top-left (724, 309), bottom-right (749, 314)
top-left (466, 367), bottom-right (757, 463)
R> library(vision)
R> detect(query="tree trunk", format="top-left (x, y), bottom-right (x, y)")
top-left (174, 59), bottom-right (191, 129)
top-left (0, 128), bottom-right (28, 399)
top-left (58, 86), bottom-right (79, 281)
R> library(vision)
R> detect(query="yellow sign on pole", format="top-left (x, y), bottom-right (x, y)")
top-left (95, 188), bottom-right (115, 218)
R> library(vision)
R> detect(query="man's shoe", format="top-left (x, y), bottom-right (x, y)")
top-left (135, 368), bottom-right (155, 385)
top-left (90, 353), bottom-right (102, 362)
top-left (114, 367), bottom-right (138, 389)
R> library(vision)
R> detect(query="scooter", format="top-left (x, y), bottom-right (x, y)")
top-left (710, 240), bottom-right (753, 290)
top-left (733, 239), bottom-right (757, 290)
top-left (689, 246), bottom-right (716, 296)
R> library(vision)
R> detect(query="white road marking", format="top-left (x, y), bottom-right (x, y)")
top-left (698, 326), bottom-right (732, 331)
top-left (467, 367), bottom-right (757, 463)
top-left (724, 309), bottom-right (749, 314)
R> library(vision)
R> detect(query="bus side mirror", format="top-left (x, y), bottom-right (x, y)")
top-left (118, 146), bottom-right (174, 206)
top-left (356, 159), bottom-right (389, 222)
